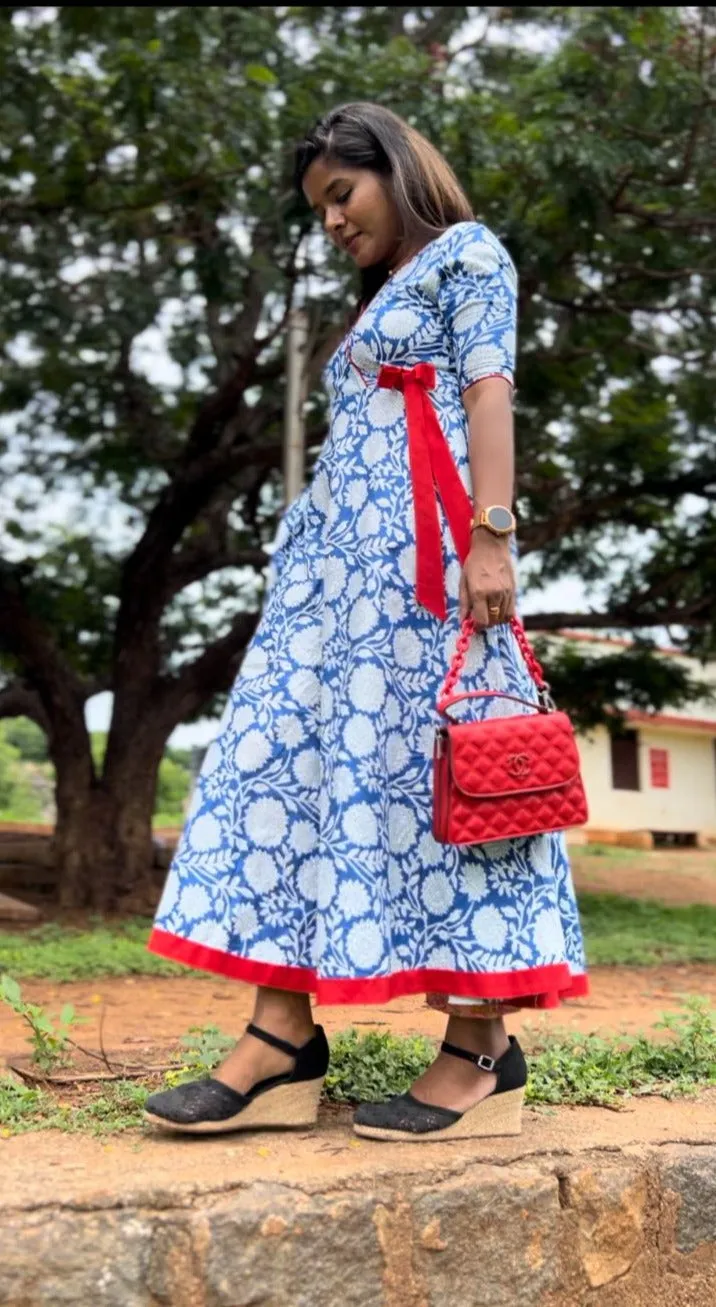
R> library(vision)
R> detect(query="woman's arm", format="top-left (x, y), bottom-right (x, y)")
top-left (459, 376), bottom-right (517, 628)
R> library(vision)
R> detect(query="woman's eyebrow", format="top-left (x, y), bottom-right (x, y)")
top-left (311, 178), bottom-right (350, 213)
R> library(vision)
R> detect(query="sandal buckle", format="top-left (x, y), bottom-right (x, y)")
top-left (475, 1053), bottom-right (495, 1072)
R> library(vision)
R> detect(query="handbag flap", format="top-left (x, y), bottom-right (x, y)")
top-left (447, 710), bottom-right (581, 799)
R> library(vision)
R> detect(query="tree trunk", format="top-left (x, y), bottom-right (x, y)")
top-left (52, 732), bottom-right (165, 912)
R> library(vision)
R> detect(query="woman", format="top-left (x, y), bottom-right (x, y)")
top-left (145, 102), bottom-right (588, 1142)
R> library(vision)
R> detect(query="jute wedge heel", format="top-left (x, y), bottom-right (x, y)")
top-left (353, 1035), bottom-right (527, 1142)
top-left (144, 1022), bottom-right (329, 1135)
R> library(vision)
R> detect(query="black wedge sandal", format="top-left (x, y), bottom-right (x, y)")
top-left (353, 1035), bottom-right (527, 1142)
top-left (144, 1023), bottom-right (330, 1135)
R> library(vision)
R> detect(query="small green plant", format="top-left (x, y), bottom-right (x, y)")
top-left (0, 974), bottom-right (85, 1073)
top-left (164, 1024), bottom-right (236, 1087)
top-left (325, 1028), bottom-right (435, 1103)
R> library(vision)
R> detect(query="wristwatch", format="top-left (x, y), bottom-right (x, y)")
top-left (470, 505), bottom-right (517, 536)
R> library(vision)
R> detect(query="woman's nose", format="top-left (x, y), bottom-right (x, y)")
top-left (324, 205), bottom-right (345, 236)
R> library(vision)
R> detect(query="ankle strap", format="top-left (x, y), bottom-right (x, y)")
top-left (246, 1022), bottom-right (300, 1057)
top-left (440, 1040), bottom-right (496, 1072)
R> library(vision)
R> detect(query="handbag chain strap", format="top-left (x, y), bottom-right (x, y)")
top-left (437, 615), bottom-right (553, 709)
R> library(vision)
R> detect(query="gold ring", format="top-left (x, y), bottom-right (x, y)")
top-left (488, 605), bottom-right (500, 615)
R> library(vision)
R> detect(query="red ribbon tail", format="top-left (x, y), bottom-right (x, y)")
top-left (422, 394), bottom-right (473, 565)
top-left (405, 381), bottom-right (446, 619)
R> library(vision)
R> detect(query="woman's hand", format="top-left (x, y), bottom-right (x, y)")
top-left (459, 531), bottom-right (516, 628)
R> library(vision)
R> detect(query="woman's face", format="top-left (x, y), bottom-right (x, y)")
top-left (302, 156), bottom-right (404, 270)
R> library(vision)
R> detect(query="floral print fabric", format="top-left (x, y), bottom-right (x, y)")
top-left (149, 222), bottom-right (588, 1007)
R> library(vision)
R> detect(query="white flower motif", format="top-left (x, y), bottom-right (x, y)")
top-left (289, 625), bottom-right (322, 667)
top-left (187, 813), bottom-right (222, 853)
top-left (357, 504), bottom-right (381, 537)
top-left (245, 851), bottom-right (279, 894)
top-left (202, 741), bottom-right (222, 776)
top-left (230, 706), bottom-right (254, 735)
top-left (418, 832), bottom-right (443, 867)
top-left (383, 590), bottom-right (405, 623)
top-left (324, 556), bottom-right (347, 599)
top-left (297, 857), bottom-right (319, 901)
top-left (249, 940), bottom-right (287, 965)
top-left (188, 920), bottom-right (229, 950)
top-left (426, 945), bottom-right (455, 970)
top-left (283, 580), bottom-right (315, 609)
top-left (289, 821), bottom-right (317, 855)
top-left (463, 343), bottom-right (509, 381)
top-left (348, 598), bottom-right (379, 640)
top-left (343, 802), bottom-right (379, 848)
top-left (316, 858), bottom-right (336, 909)
top-left (385, 696), bottom-right (401, 728)
top-left (366, 392), bottom-right (401, 432)
top-left (386, 731), bottom-right (409, 775)
top-left (471, 905), bottom-right (508, 951)
top-left (463, 864), bottom-right (488, 901)
top-left (346, 920), bottom-right (384, 968)
top-left (333, 766), bottom-right (356, 801)
top-left (397, 544), bottom-right (416, 583)
top-left (362, 430), bottom-right (389, 464)
top-left (388, 858), bottom-right (402, 897)
top-left (338, 880), bottom-right (371, 919)
top-left (529, 834), bottom-right (553, 878)
top-left (344, 714), bottom-right (377, 759)
top-left (347, 479), bottom-right (368, 509)
top-left (320, 683), bottom-right (334, 718)
top-left (294, 747), bottom-right (321, 789)
top-left (348, 664), bottom-right (386, 713)
top-left (380, 308), bottom-right (421, 339)
top-left (393, 627), bottom-right (422, 668)
top-left (276, 715), bottom-right (304, 749)
top-left (388, 803), bottom-right (417, 854)
top-left (288, 669), bottom-right (320, 708)
top-left (245, 798), bottom-right (288, 849)
top-left (417, 724), bottom-right (435, 759)
top-left (313, 917), bottom-right (327, 964)
top-left (234, 729), bottom-right (272, 774)
top-left (445, 559), bottom-right (462, 600)
top-left (533, 908), bottom-right (563, 959)
top-left (452, 300), bottom-right (487, 334)
top-left (332, 412), bottom-right (349, 440)
top-left (347, 572), bottom-right (363, 601)
top-left (241, 647), bottom-right (268, 680)
top-left (310, 468), bottom-right (331, 512)
top-left (178, 883), bottom-right (211, 920)
top-left (234, 905), bottom-right (259, 939)
top-left (322, 608), bottom-right (337, 642)
top-left (421, 871), bottom-right (454, 916)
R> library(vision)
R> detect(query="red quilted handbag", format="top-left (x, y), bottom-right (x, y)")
top-left (433, 616), bottom-right (588, 845)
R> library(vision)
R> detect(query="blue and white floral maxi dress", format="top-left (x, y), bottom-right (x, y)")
top-left (149, 221), bottom-right (588, 1009)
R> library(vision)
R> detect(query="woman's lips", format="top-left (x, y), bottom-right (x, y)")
top-left (345, 233), bottom-right (362, 254)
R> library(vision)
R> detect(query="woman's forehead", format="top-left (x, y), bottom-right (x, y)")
top-left (303, 156), bottom-right (361, 202)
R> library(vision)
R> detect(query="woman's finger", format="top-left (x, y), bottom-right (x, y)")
top-left (471, 595), bottom-right (490, 629)
top-left (459, 569), bottom-right (471, 622)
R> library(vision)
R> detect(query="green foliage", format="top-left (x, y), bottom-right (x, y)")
top-left (578, 893), bottom-right (716, 965)
top-left (0, 919), bottom-right (183, 980)
top-left (0, 717), bottom-right (48, 763)
top-left (0, 1075), bottom-right (148, 1135)
top-left (325, 1028), bottom-right (436, 1102)
top-left (0, 731), bottom-right (21, 809)
top-left (0, 974), bottom-right (86, 1073)
top-left (163, 1024), bottom-right (236, 1087)
top-left (155, 755), bottom-right (191, 817)
top-left (526, 1000), bottom-right (716, 1106)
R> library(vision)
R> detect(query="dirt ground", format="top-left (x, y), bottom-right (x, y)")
top-left (572, 847), bottom-right (716, 906)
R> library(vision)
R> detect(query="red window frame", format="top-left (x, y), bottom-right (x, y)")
top-left (649, 748), bottom-right (670, 789)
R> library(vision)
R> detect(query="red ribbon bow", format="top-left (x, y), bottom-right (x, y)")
top-left (377, 363), bottom-right (472, 620)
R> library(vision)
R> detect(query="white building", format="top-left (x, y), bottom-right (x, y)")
top-left (545, 633), bottom-right (716, 848)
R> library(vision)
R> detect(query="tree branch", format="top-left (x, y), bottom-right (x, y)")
top-left (156, 610), bottom-right (260, 730)
top-left (523, 607), bottom-right (711, 633)
top-left (0, 681), bottom-right (51, 733)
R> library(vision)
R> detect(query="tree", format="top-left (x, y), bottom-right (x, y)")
top-left (0, 6), bottom-right (714, 905)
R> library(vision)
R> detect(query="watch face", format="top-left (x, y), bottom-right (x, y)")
top-left (487, 506), bottom-right (514, 531)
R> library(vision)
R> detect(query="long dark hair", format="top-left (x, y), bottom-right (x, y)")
top-left (294, 102), bottom-right (474, 305)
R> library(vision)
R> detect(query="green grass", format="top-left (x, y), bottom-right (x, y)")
top-left (578, 893), bottom-right (716, 965)
top-left (0, 919), bottom-right (182, 980)
top-left (2, 1002), bottom-right (715, 1135)
top-left (2, 892), bottom-right (715, 980)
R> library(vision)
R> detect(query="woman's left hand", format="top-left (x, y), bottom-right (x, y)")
top-left (459, 532), bottom-right (516, 628)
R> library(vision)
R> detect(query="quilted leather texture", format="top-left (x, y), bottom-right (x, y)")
top-left (449, 711), bottom-right (580, 798)
top-left (432, 710), bottom-right (588, 846)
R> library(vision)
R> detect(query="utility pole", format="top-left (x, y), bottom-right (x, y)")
top-left (283, 307), bottom-right (309, 506)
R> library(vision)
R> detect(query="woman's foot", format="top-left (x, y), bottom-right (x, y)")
top-left (353, 1018), bottom-right (526, 1141)
top-left (215, 1018), bottom-right (316, 1095)
top-left (408, 1017), bottom-right (510, 1113)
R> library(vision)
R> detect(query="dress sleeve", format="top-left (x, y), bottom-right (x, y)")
top-left (435, 223), bottom-right (518, 392)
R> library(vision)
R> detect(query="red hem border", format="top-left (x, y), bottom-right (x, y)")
top-left (147, 928), bottom-right (589, 1008)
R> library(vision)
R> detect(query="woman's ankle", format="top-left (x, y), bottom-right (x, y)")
top-left (444, 1015), bottom-right (510, 1060)
top-left (251, 987), bottom-right (316, 1044)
